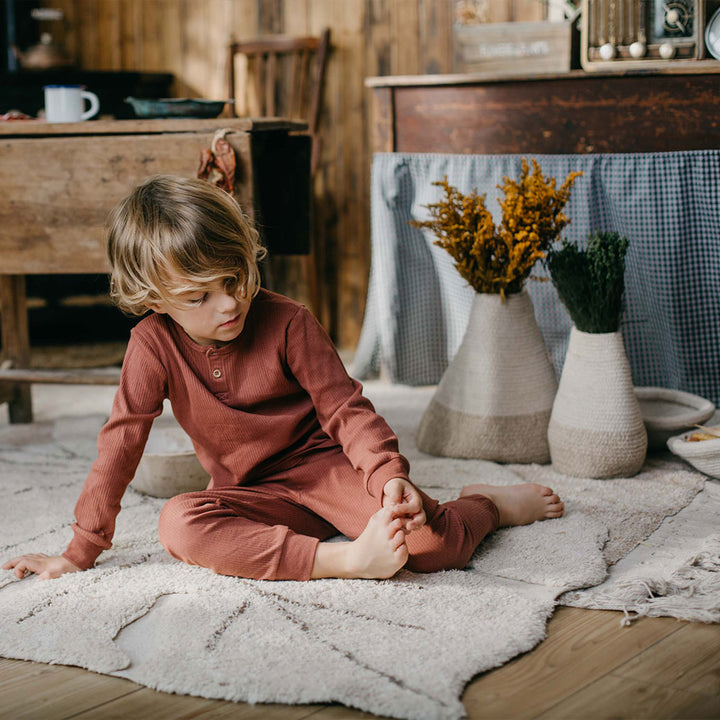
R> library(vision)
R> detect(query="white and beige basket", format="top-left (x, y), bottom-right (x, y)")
top-left (416, 289), bottom-right (557, 463)
top-left (667, 430), bottom-right (720, 479)
top-left (131, 422), bottom-right (210, 498)
top-left (548, 327), bottom-right (647, 478)
top-left (635, 386), bottom-right (715, 450)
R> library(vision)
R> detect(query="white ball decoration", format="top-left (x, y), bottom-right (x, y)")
top-left (599, 43), bottom-right (616, 60)
top-left (629, 41), bottom-right (646, 58)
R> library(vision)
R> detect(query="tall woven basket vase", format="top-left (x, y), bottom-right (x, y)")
top-left (416, 290), bottom-right (557, 462)
top-left (548, 327), bottom-right (647, 478)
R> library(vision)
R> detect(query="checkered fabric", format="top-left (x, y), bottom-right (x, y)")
top-left (353, 151), bottom-right (720, 406)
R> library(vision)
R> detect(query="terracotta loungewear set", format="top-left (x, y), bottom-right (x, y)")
top-left (62, 290), bottom-right (499, 580)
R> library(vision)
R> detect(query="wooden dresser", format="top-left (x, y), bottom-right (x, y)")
top-left (366, 69), bottom-right (720, 155)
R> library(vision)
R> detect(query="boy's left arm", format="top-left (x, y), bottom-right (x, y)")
top-left (286, 307), bottom-right (416, 505)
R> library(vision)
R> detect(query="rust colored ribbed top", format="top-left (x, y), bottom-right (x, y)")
top-left (63, 290), bottom-right (409, 569)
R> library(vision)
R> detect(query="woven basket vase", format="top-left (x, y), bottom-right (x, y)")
top-left (416, 290), bottom-right (557, 462)
top-left (548, 327), bottom-right (647, 478)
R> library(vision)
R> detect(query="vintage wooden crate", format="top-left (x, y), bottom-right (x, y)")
top-left (453, 20), bottom-right (573, 75)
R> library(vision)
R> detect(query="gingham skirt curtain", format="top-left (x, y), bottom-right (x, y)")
top-left (353, 150), bottom-right (720, 405)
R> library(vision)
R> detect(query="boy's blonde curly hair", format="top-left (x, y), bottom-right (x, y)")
top-left (106, 175), bottom-right (266, 316)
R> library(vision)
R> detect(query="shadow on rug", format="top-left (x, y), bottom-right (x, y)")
top-left (0, 382), bottom-right (711, 720)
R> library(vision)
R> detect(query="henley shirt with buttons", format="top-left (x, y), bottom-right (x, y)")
top-left (62, 289), bottom-right (410, 570)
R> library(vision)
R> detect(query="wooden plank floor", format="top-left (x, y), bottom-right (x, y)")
top-left (2, 607), bottom-right (719, 720)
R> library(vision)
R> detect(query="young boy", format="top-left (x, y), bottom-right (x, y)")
top-left (4, 175), bottom-right (563, 583)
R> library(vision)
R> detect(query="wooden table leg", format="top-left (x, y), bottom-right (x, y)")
top-left (0, 275), bottom-right (33, 423)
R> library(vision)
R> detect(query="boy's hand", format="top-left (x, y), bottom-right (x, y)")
top-left (2, 554), bottom-right (81, 581)
top-left (382, 478), bottom-right (426, 533)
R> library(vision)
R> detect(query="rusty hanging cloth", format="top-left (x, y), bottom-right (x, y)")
top-left (197, 128), bottom-right (237, 195)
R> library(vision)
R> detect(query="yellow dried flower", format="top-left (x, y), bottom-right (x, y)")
top-left (411, 159), bottom-right (582, 297)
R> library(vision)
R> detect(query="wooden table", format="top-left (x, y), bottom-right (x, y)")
top-left (0, 117), bottom-right (309, 423)
top-left (366, 68), bottom-right (720, 155)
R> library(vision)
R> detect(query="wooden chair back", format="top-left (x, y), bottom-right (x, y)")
top-left (227, 29), bottom-right (330, 176)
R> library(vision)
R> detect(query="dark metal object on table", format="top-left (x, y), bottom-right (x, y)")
top-left (124, 97), bottom-right (233, 119)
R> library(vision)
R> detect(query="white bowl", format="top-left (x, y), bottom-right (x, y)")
top-left (667, 428), bottom-right (720, 479)
top-left (131, 424), bottom-right (210, 498)
top-left (634, 386), bottom-right (715, 449)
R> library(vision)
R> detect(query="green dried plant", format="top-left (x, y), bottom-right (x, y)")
top-left (410, 159), bottom-right (582, 298)
top-left (546, 231), bottom-right (629, 333)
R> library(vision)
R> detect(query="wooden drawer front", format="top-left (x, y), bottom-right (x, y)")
top-left (0, 131), bottom-right (252, 275)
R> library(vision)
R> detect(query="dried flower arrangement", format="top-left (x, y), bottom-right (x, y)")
top-left (411, 159), bottom-right (582, 298)
top-left (546, 230), bottom-right (629, 333)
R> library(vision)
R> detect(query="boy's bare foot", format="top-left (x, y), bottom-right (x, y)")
top-left (311, 508), bottom-right (408, 579)
top-left (460, 483), bottom-right (564, 527)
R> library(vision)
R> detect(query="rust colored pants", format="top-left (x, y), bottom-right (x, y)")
top-left (158, 447), bottom-right (499, 580)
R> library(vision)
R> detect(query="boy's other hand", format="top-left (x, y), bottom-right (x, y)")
top-left (2, 554), bottom-right (81, 580)
top-left (382, 477), bottom-right (426, 533)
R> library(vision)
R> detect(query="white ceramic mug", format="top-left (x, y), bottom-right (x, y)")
top-left (44, 85), bottom-right (100, 123)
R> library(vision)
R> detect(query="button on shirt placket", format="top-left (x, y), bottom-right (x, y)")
top-left (207, 348), bottom-right (229, 400)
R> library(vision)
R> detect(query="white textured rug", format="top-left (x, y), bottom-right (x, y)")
top-left (0, 382), bottom-right (714, 720)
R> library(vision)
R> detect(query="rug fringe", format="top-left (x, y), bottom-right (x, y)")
top-left (609, 534), bottom-right (720, 625)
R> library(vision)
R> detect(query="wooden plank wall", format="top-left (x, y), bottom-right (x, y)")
top-left (43, 0), bottom-right (547, 348)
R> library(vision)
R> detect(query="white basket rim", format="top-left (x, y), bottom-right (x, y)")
top-left (635, 386), bottom-right (715, 430)
top-left (667, 429), bottom-right (720, 458)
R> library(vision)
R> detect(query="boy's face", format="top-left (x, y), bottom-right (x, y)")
top-left (149, 280), bottom-right (251, 347)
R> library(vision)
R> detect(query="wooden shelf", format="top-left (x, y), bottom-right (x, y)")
top-left (365, 63), bottom-right (720, 87)
top-left (0, 367), bottom-right (121, 386)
